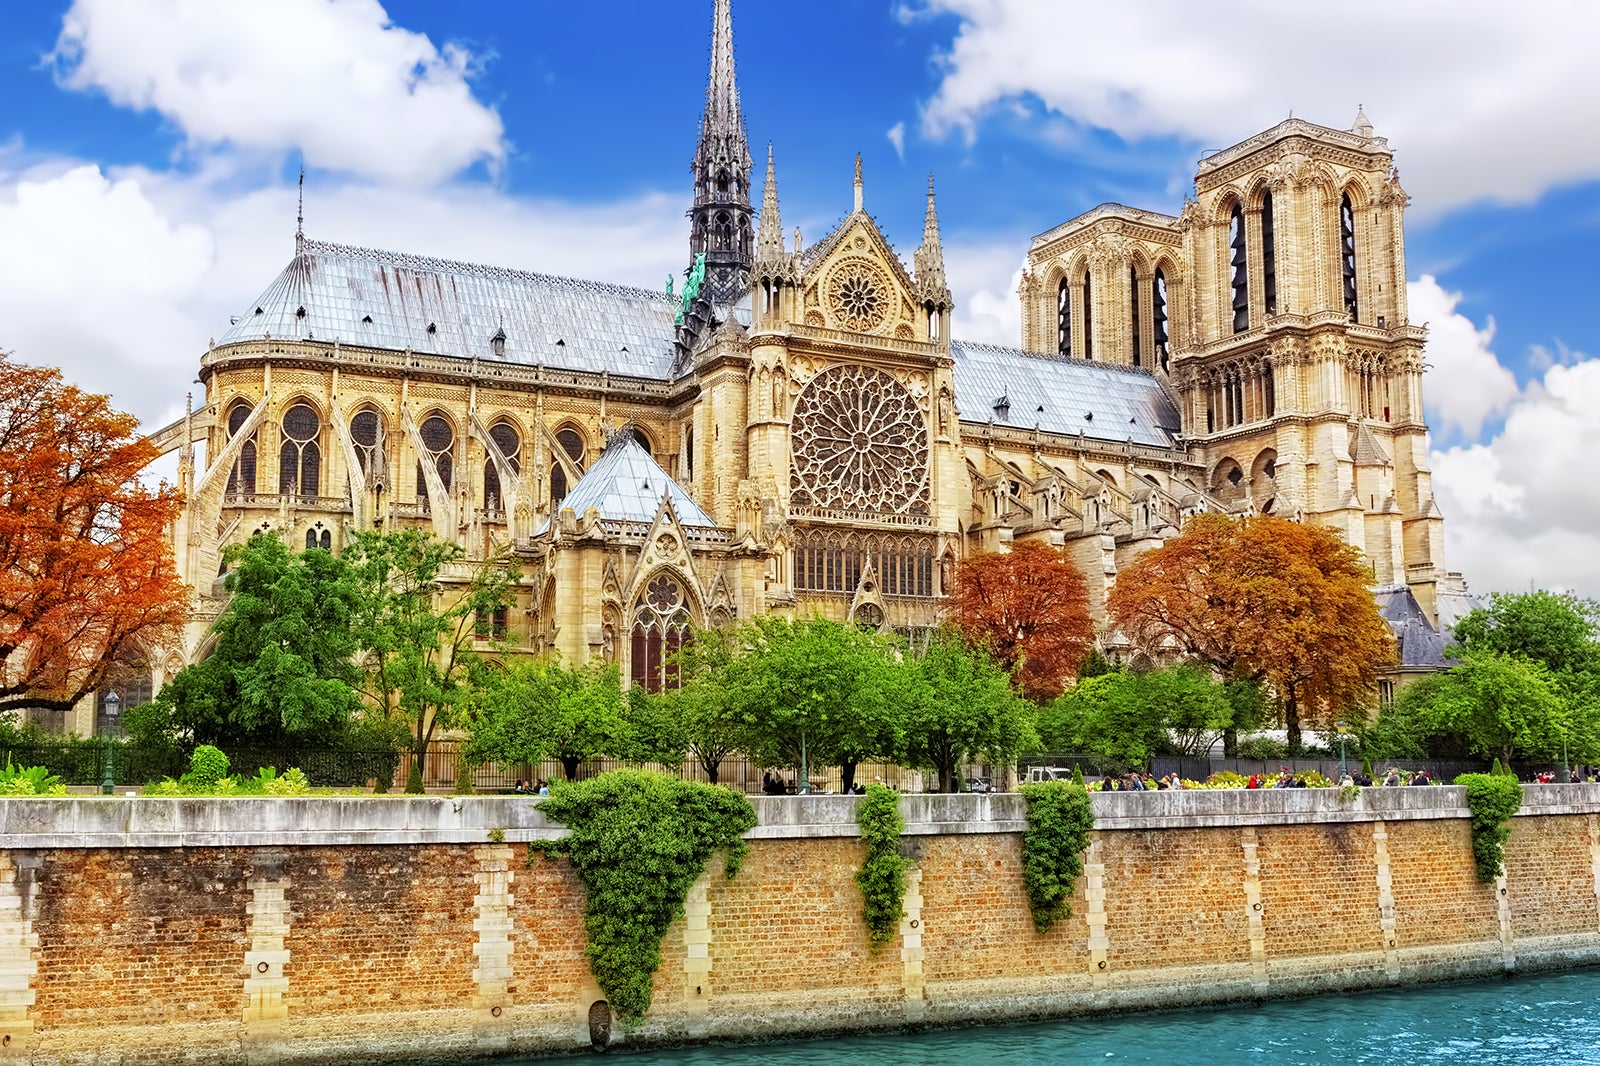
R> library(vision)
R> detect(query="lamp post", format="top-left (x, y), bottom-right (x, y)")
top-left (1561, 719), bottom-right (1571, 784)
top-left (100, 690), bottom-right (121, 795)
top-left (1336, 720), bottom-right (1350, 782)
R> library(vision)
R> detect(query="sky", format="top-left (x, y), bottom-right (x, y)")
top-left (0, 0), bottom-right (1597, 596)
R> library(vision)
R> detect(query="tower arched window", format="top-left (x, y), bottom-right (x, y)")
top-left (483, 421), bottom-right (521, 511)
top-left (1261, 191), bottom-right (1277, 316)
top-left (1340, 193), bottom-right (1358, 321)
top-left (278, 403), bottom-right (321, 496)
top-left (1130, 266), bottom-right (1141, 368)
top-left (630, 574), bottom-right (692, 693)
top-left (225, 400), bottom-right (257, 496)
top-left (1057, 278), bottom-right (1072, 357)
top-left (415, 414), bottom-right (454, 501)
top-left (1082, 270), bottom-right (1093, 360)
top-left (1153, 269), bottom-right (1169, 371)
top-left (1229, 204), bottom-right (1249, 333)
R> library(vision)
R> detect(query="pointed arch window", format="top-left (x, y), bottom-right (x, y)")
top-left (1262, 191), bottom-right (1277, 316)
top-left (1341, 193), bottom-right (1359, 321)
top-left (225, 400), bottom-right (257, 496)
top-left (1153, 269), bottom-right (1169, 371)
top-left (350, 408), bottom-right (386, 489)
top-left (684, 424), bottom-right (694, 482)
top-left (1057, 278), bottom-right (1072, 357)
top-left (1229, 204), bottom-right (1249, 333)
top-left (415, 414), bottom-right (454, 501)
top-left (1082, 270), bottom-right (1093, 359)
top-left (630, 574), bottom-right (691, 692)
top-left (483, 421), bottom-right (521, 511)
top-left (279, 403), bottom-right (321, 496)
top-left (1130, 266), bottom-right (1142, 368)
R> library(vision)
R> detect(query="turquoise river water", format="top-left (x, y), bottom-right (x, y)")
top-left (490, 968), bottom-right (1600, 1064)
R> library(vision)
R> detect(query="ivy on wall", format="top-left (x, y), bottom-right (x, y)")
top-left (528, 770), bottom-right (756, 1022)
top-left (1020, 780), bottom-right (1095, 933)
top-left (1457, 772), bottom-right (1524, 883)
top-left (855, 783), bottom-right (907, 949)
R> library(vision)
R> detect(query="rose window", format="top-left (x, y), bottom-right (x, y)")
top-left (825, 259), bottom-right (890, 333)
top-left (790, 365), bottom-right (929, 515)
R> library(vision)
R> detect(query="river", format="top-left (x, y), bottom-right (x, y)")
top-left (489, 968), bottom-right (1600, 1064)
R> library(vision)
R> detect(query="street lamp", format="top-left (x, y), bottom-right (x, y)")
top-left (1336, 720), bottom-right (1350, 782)
top-left (1561, 717), bottom-right (1571, 784)
top-left (100, 690), bottom-right (121, 795)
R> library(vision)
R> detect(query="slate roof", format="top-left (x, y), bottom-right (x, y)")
top-left (220, 239), bottom-right (680, 379)
top-left (1373, 584), bottom-right (1448, 669)
top-left (551, 436), bottom-right (716, 529)
top-left (949, 342), bottom-right (1182, 448)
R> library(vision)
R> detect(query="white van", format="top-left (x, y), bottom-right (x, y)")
top-left (1023, 766), bottom-right (1076, 784)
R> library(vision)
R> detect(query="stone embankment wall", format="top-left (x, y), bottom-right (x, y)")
top-left (0, 786), bottom-right (1597, 1063)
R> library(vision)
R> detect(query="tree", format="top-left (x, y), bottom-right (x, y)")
top-left (147, 534), bottom-right (363, 748)
top-left (467, 657), bottom-right (626, 781)
top-left (1109, 513), bottom-right (1395, 754)
top-left (0, 352), bottom-right (187, 716)
top-left (1036, 667), bottom-right (1232, 769)
top-left (345, 528), bottom-right (518, 792)
top-left (1452, 590), bottom-right (1600, 678)
top-left (946, 541), bottom-right (1095, 703)
top-left (720, 616), bottom-right (900, 792)
top-left (899, 628), bottom-right (1034, 792)
top-left (644, 626), bottom-right (743, 784)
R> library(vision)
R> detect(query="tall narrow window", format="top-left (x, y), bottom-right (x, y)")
top-left (1082, 270), bottom-right (1093, 359)
top-left (350, 408), bottom-right (385, 487)
top-left (415, 414), bottom-right (454, 501)
top-left (225, 401), bottom-right (257, 496)
top-left (1130, 266), bottom-right (1142, 368)
top-left (631, 575), bottom-right (691, 693)
top-left (684, 425), bottom-right (694, 482)
top-left (279, 403), bottom-right (321, 496)
top-left (483, 421), bottom-right (521, 510)
top-left (1261, 192), bottom-right (1277, 316)
top-left (1229, 204), bottom-right (1249, 333)
top-left (551, 464), bottom-right (568, 507)
top-left (1057, 278), bottom-right (1072, 356)
top-left (1264, 364), bottom-right (1276, 418)
top-left (1340, 193), bottom-right (1358, 321)
top-left (1153, 269), bottom-right (1169, 371)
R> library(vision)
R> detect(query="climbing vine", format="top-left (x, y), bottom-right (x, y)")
top-left (855, 783), bottom-right (906, 949)
top-left (1020, 780), bottom-right (1095, 933)
top-left (528, 770), bottom-right (756, 1023)
top-left (1457, 772), bottom-right (1524, 883)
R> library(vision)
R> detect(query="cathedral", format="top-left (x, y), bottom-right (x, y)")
top-left (121, 0), bottom-right (1468, 723)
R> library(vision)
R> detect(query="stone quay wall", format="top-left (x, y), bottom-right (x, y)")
top-left (0, 786), bottom-right (1597, 1063)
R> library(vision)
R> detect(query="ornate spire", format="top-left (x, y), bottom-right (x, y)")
top-left (853, 152), bottom-right (864, 213)
top-left (755, 143), bottom-right (784, 259)
top-left (688, 0), bottom-right (755, 308)
top-left (914, 173), bottom-right (947, 296)
top-left (1351, 104), bottom-right (1374, 138)
top-left (294, 167), bottom-right (305, 257)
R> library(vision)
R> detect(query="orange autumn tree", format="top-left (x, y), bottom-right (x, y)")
top-left (947, 541), bottom-right (1095, 702)
top-left (0, 352), bottom-right (187, 716)
top-left (1108, 512), bottom-right (1395, 753)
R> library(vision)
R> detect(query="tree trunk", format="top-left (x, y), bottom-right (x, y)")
top-left (560, 755), bottom-right (581, 781)
top-left (937, 762), bottom-right (956, 793)
top-left (1222, 727), bottom-right (1239, 758)
top-left (704, 759), bottom-right (720, 785)
top-left (1284, 688), bottom-right (1302, 756)
top-left (839, 761), bottom-right (858, 794)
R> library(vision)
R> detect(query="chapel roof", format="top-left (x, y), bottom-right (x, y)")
top-left (1373, 584), bottom-right (1448, 670)
top-left (552, 435), bottom-right (717, 529)
top-left (949, 341), bottom-right (1182, 449)
top-left (219, 238), bottom-right (681, 379)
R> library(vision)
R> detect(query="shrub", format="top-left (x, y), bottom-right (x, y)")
top-left (0, 760), bottom-right (65, 796)
top-left (1020, 780), bottom-right (1095, 932)
top-left (855, 784), bottom-right (906, 950)
top-left (264, 768), bottom-right (311, 796)
top-left (1456, 772), bottom-right (1524, 882)
top-left (184, 745), bottom-right (230, 789)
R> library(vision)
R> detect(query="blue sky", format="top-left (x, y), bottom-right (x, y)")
top-left (0, 0), bottom-right (1597, 594)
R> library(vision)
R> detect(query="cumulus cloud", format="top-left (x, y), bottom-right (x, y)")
top-left (908, 0), bottom-right (1600, 212)
top-left (945, 238), bottom-right (1025, 346)
top-left (1409, 275), bottom-right (1519, 441)
top-left (52, 0), bottom-right (505, 185)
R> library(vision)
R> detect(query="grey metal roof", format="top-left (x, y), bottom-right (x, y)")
top-left (220, 239), bottom-right (680, 378)
top-left (949, 341), bottom-right (1181, 448)
top-left (554, 436), bottom-right (716, 528)
top-left (1373, 584), bottom-right (1449, 670)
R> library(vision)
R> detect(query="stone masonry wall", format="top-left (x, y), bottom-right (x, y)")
top-left (0, 787), bottom-right (1596, 1063)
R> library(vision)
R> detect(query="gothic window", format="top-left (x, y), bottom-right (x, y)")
top-left (630, 574), bottom-right (691, 693)
top-left (483, 420), bottom-right (521, 510)
top-left (715, 211), bottom-right (732, 250)
top-left (415, 413), bottom-right (454, 501)
top-left (792, 530), bottom-right (934, 598)
top-left (1153, 269), bottom-right (1169, 371)
top-left (684, 425), bottom-right (694, 481)
top-left (789, 364), bottom-right (930, 516)
top-left (826, 259), bottom-right (891, 334)
top-left (475, 606), bottom-right (509, 640)
top-left (555, 425), bottom-right (586, 465)
top-left (350, 407), bottom-right (386, 488)
top-left (1341, 193), bottom-right (1359, 321)
top-left (1057, 278), bottom-right (1072, 357)
top-left (739, 217), bottom-right (752, 258)
top-left (279, 402), bottom-right (321, 496)
top-left (225, 400), bottom-right (257, 495)
top-left (625, 425), bottom-right (653, 458)
top-left (852, 602), bottom-right (885, 631)
top-left (1264, 364), bottom-right (1276, 418)
top-left (1130, 266), bottom-right (1142, 368)
top-left (1261, 192), bottom-right (1278, 316)
top-left (551, 464), bottom-right (568, 507)
top-left (1082, 270), bottom-right (1093, 359)
top-left (1230, 203), bottom-right (1249, 333)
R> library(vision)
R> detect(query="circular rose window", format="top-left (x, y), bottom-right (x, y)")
top-left (790, 365), bottom-right (929, 515)
top-left (825, 259), bottom-right (891, 334)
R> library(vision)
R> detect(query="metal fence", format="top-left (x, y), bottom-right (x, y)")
top-left (1019, 752), bottom-right (1488, 783)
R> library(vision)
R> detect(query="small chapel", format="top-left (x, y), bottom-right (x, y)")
top-left (116, 0), bottom-right (1472, 727)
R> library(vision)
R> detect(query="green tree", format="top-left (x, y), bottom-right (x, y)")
top-left (345, 528), bottom-right (518, 792)
top-left (899, 628), bottom-right (1034, 792)
top-left (147, 533), bottom-right (362, 748)
top-left (1452, 591), bottom-right (1600, 678)
top-left (467, 657), bottom-right (625, 781)
top-left (1037, 666), bottom-right (1234, 767)
top-left (644, 626), bottom-right (743, 783)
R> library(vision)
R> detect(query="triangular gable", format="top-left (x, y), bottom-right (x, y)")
top-left (801, 211), bottom-right (918, 295)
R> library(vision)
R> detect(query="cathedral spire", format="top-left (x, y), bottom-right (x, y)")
top-left (689, 0), bottom-right (755, 308)
top-left (915, 174), bottom-right (952, 322)
top-left (294, 166), bottom-right (305, 257)
top-left (756, 143), bottom-right (784, 260)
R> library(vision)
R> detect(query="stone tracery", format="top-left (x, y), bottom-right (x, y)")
top-left (789, 364), bottom-right (929, 516)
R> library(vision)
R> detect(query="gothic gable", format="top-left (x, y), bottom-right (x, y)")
top-left (800, 217), bottom-right (921, 340)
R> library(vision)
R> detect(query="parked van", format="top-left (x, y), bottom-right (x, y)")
top-left (1022, 766), bottom-right (1075, 784)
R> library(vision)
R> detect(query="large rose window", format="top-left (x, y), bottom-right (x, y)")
top-left (790, 365), bottom-right (929, 515)
top-left (825, 259), bottom-right (891, 334)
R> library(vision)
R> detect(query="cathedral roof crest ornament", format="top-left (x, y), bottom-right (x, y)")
top-left (853, 152), bottom-right (864, 213)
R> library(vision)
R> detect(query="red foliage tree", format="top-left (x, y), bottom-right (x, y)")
top-left (0, 353), bottom-right (187, 715)
top-left (946, 540), bottom-right (1095, 702)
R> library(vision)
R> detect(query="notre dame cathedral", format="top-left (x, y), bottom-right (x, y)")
top-left (121, 0), bottom-right (1468, 724)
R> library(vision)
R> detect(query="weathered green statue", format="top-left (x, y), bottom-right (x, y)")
top-left (674, 253), bottom-right (708, 325)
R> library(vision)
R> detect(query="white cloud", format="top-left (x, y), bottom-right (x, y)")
top-left (910, 0), bottom-right (1600, 212)
top-left (52, 0), bottom-right (505, 185)
top-left (887, 122), bottom-right (907, 160)
top-left (944, 239), bottom-right (1024, 346)
top-left (1410, 275), bottom-right (1519, 441)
